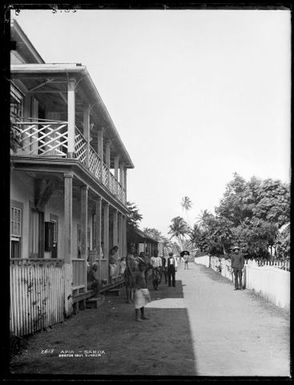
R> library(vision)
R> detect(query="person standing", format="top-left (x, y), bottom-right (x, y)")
top-left (87, 262), bottom-right (100, 296)
top-left (134, 261), bottom-right (151, 321)
top-left (124, 245), bottom-right (137, 303)
top-left (161, 255), bottom-right (168, 284)
top-left (150, 251), bottom-right (162, 290)
top-left (109, 245), bottom-right (119, 283)
top-left (184, 252), bottom-right (189, 270)
top-left (167, 252), bottom-right (177, 287)
top-left (231, 245), bottom-right (245, 290)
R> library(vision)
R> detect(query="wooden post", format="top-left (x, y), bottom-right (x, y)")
top-left (119, 162), bottom-right (124, 189)
top-left (105, 140), bottom-right (111, 188)
top-left (64, 172), bottom-right (73, 316)
top-left (32, 98), bottom-right (39, 155)
top-left (95, 196), bottom-right (102, 283)
top-left (124, 167), bottom-right (127, 203)
top-left (118, 212), bottom-right (122, 259)
top-left (122, 215), bottom-right (127, 259)
top-left (97, 128), bottom-right (104, 181)
top-left (113, 209), bottom-right (118, 248)
top-left (83, 105), bottom-right (91, 167)
top-left (80, 185), bottom-right (88, 291)
top-left (23, 94), bottom-right (31, 154)
top-left (67, 78), bottom-right (76, 157)
top-left (103, 202), bottom-right (110, 282)
top-left (114, 155), bottom-right (120, 196)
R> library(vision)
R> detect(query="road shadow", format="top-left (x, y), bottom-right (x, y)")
top-left (195, 264), bottom-right (233, 285)
top-left (10, 279), bottom-right (198, 377)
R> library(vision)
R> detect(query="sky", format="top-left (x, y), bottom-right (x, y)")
top-left (11, 9), bottom-right (291, 236)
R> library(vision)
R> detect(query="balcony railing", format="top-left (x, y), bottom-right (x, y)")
top-left (12, 120), bottom-right (126, 204)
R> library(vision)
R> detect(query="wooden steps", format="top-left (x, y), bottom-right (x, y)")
top-left (86, 296), bottom-right (105, 309)
top-left (99, 278), bottom-right (125, 294)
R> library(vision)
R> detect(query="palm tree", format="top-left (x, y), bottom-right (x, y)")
top-left (168, 216), bottom-right (189, 250)
top-left (189, 223), bottom-right (202, 247)
top-left (197, 209), bottom-right (214, 230)
top-left (181, 196), bottom-right (192, 225)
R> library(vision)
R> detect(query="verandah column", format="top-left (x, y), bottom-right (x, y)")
top-left (114, 155), bottom-right (120, 196)
top-left (103, 201), bottom-right (110, 282)
top-left (118, 212), bottom-right (123, 259)
top-left (113, 209), bottom-right (118, 248)
top-left (83, 105), bottom-right (91, 167)
top-left (67, 78), bottom-right (76, 158)
top-left (64, 172), bottom-right (73, 316)
top-left (105, 140), bottom-right (111, 189)
top-left (124, 167), bottom-right (127, 204)
top-left (95, 196), bottom-right (102, 283)
top-left (119, 161), bottom-right (125, 203)
top-left (80, 185), bottom-right (88, 291)
top-left (97, 128), bottom-right (104, 182)
top-left (123, 214), bottom-right (127, 259)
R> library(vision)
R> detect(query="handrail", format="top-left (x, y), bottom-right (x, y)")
top-left (13, 120), bottom-right (127, 204)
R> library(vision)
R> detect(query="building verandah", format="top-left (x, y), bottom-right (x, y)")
top-left (10, 162), bottom-right (128, 316)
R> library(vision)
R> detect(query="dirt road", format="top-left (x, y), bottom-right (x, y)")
top-left (10, 262), bottom-right (290, 377)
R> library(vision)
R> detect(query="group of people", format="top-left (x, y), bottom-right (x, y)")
top-left (87, 244), bottom-right (187, 322)
top-left (123, 246), bottom-right (182, 321)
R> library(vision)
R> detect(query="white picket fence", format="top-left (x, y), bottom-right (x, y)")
top-left (10, 260), bottom-right (65, 337)
top-left (194, 255), bottom-right (210, 267)
top-left (245, 261), bottom-right (290, 310)
top-left (194, 256), bottom-right (290, 310)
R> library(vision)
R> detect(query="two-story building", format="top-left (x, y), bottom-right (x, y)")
top-left (10, 19), bottom-right (134, 335)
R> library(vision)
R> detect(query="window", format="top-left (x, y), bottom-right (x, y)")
top-left (10, 84), bottom-right (23, 121)
top-left (10, 201), bottom-right (23, 259)
top-left (29, 208), bottom-right (44, 258)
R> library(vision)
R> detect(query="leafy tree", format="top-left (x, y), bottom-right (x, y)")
top-left (274, 222), bottom-right (290, 260)
top-left (181, 196), bottom-right (192, 224)
top-left (189, 224), bottom-right (202, 247)
top-left (126, 201), bottom-right (143, 230)
top-left (143, 227), bottom-right (162, 241)
top-left (211, 173), bottom-right (289, 258)
top-left (168, 216), bottom-right (189, 250)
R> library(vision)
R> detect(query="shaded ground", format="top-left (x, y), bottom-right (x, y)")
top-left (9, 262), bottom-right (290, 377)
top-left (10, 275), bottom-right (196, 376)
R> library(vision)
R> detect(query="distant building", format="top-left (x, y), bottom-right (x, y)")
top-left (127, 227), bottom-right (158, 257)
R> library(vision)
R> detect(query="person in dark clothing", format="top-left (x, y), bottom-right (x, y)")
top-left (161, 256), bottom-right (168, 284)
top-left (87, 263), bottom-right (100, 296)
top-left (134, 261), bottom-right (151, 321)
top-left (231, 245), bottom-right (245, 290)
top-left (167, 252), bottom-right (177, 287)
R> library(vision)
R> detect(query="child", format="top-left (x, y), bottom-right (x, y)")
top-left (134, 261), bottom-right (151, 321)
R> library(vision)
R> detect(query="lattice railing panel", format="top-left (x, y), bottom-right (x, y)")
top-left (102, 163), bottom-right (109, 186)
top-left (109, 173), bottom-right (116, 195)
top-left (74, 128), bottom-right (87, 165)
top-left (14, 122), bottom-right (68, 156)
top-left (89, 147), bottom-right (102, 180)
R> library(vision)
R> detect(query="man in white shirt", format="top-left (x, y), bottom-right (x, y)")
top-left (150, 253), bottom-right (162, 269)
